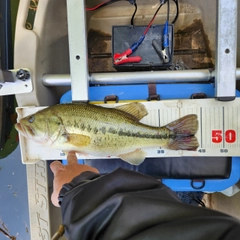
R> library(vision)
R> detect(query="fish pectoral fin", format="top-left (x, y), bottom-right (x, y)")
top-left (118, 149), bottom-right (146, 165)
top-left (116, 103), bottom-right (148, 121)
top-left (66, 133), bottom-right (91, 147)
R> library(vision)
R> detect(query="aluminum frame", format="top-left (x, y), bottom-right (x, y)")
top-left (215, 0), bottom-right (238, 101)
top-left (66, 0), bottom-right (89, 102)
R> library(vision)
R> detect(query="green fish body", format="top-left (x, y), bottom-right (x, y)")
top-left (15, 102), bottom-right (199, 165)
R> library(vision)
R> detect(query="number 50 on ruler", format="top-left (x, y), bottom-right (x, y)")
top-left (212, 130), bottom-right (236, 143)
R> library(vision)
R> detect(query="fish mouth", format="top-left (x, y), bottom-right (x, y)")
top-left (15, 123), bottom-right (35, 138)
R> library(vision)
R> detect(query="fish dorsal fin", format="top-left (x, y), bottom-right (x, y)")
top-left (118, 149), bottom-right (146, 165)
top-left (116, 103), bottom-right (148, 121)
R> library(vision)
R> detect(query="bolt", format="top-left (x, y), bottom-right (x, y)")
top-left (16, 69), bottom-right (30, 80)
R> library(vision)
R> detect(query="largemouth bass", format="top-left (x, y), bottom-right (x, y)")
top-left (15, 102), bottom-right (199, 165)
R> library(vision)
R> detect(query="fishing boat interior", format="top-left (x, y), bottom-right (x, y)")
top-left (0, 0), bottom-right (240, 239)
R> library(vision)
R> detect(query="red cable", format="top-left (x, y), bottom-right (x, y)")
top-left (143, 4), bottom-right (162, 35)
top-left (87, 1), bottom-right (162, 39)
top-left (86, 0), bottom-right (111, 11)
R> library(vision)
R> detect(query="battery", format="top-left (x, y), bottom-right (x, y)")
top-left (112, 24), bottom-right (174, 71)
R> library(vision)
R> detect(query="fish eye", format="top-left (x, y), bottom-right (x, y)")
top-left (28, 116), bottom-right (35, 123)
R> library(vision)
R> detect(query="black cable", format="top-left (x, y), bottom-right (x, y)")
top-left (131, 3), bottom-right (138, 25)
top-left (171, 0), bottom-right (179, 24)
top-left (193, 197), bottom-right (206, 207)
top-left (167, 0), bottom-right (170, 22)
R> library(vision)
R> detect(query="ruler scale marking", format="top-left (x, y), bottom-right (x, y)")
top-left (158, 109), bottom-right (160, 127)
top-left (209, 107), bottom-right (211, 148)
top-left (200, 107), bottom-right (203, 149)
top-left (211, 107), bottom-right (213, 149)
top-left (202, 107), bottom-right (205, 149)
top-left (238, 105), bottom-right (239, 147)
top-left (231, 106), bottom-right (233, 149)
top-left (223, 106), bottom-right (225, 149)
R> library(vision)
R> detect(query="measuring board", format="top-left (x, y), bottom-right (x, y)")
top-left (16, 99), bottom-right (240, 164)
top-left (20, 98), bottom-right (240, 239)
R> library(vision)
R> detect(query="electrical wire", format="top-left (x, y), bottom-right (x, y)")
top-left (130, 3), bottom-right (138, 25)
top-left (167, 0), bottom-right (170, 22)
top-left (193, 197), bottom-right (206, 207)
top-left (143, 4), bottom-right (163, 35)
top-left (119, 3), bottom-right (163, 54)
top-left (86, 0), bottom-right (178, 25)
top-left (51, 225), bottom-right (65, 240)
top-left (171, 0), bottom-right (179, 24)
top-left (86, 0), bottom-right (124, 11)
top-left (86, 0), bottom-right (110, 11)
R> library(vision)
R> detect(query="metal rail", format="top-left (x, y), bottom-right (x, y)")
top-left (66, 0), bottom-right (89, 102)
top-left (42, 68), bottom-right (240, 86)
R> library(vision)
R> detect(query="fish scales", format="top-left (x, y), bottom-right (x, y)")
top-left (15, 102), bottom-right (199, 165)
top-left (58, 104), bottom-right (171, 150)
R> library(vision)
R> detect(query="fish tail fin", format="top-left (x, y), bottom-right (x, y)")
top-left (166, 114), bottom-right (199, 151)
top-left (167, 135), bottom-right (199, 151)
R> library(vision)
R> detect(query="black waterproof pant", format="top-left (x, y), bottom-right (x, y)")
top-left (59, 168), bottom-right (240, 240)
